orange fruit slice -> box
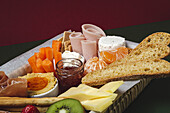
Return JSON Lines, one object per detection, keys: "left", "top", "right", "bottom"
{"left": 100, "top": 47, "right": 128, "bottom": 64}
{"left": 84, "top": 57, "right": 108, "bottom": 75}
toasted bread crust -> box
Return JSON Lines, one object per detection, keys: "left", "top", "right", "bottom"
{"left": 82, "top": 59, "right": 170, "bottom": 86}
{"left": 108, "top": 43, "right": 169, "bottom": 67}
{"left": 83, "top": 73, "right": 170, "bottom": 86}
{"left": 83, "top": 69, "right": 170, "bottom": 86}
{"left": 135, "top": 32, "right": 170, "bottom": 49}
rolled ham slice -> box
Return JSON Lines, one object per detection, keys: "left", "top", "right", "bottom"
{"left": 0, "top": 71, "right": 27, "bottom": 97}
{"left": 0, "top": 71, "right": 8, "bottom": 87}
{"left": 0, "top": 71, "right": 8, "bottom": 83}
{"left": 81, "top": 40, "right": 97, "bottom": 61}
{"left": 82, "top": 24, "right": 106, "bottom": 43}
{"left": 69, "top": 32, "right": 86, "bottom": 55}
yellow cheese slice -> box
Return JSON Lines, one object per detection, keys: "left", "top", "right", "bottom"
{"left": 81, "top": 93, "right": 117, "bottom": 112}
{"left": 99, "top": 81, "right": 123, "bottom": 93}
{"left": 58, "top": 85, "right": 112, "bottom": 101}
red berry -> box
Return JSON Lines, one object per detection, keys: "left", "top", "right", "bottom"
{"left": 22, "top": 105, "right": 40, "bottom": 113}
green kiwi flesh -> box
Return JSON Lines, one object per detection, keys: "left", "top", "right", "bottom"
{"left": 46, "top": 98, "right": 84, "bottom": 113}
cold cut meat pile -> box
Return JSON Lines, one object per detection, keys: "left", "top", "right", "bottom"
{"left": 70, "top": 24, "right": 106, "bottom": 61}
{"left": 0, "top": 71, "right": 27, "bottom": 97}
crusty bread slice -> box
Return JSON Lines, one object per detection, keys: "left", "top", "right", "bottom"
{"left": 109, "top": 43, "right": 170, "bottom": 67}
{"left": 82, "top": 59, "right": 170, "bottom": 86}
{"left": 135, "top": 32, "right": 170, "bottom": 49}
{"left": 108, "top": 32, "right": 170, "bottom": 67}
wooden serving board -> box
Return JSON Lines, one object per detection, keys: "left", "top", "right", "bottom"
{"left": 0, "top": 31, "right": 151, "bottom": 113}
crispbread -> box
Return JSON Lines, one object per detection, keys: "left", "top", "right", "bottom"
{"left": 135, "top": 32, "right": 170, "bottom": 49}
{"left": 82, "top": 59, "right": 170, "bottom": 86}
{"left": 108, "top": 32, "right": 170, "bottom": 66}
{"left": 127, "top": 48, "right": 133, "bottom": 53}
{"left": 61, "top": 31, "right": 72, "bottom": 52}
{"left": 62, "top": 31, "right": 72, "bottom": 42}
{"left": 109, "top": 43, "right": 170, "bottom": 67}
{"left": 68, "top": 45, "right": 72, "bottom": 51}
{"left": 64, "top": 40, "right": 72, "bottom": 51}
{"left": 57, "top": 36, "right": 63, "bottom": 42}
{"left": 56, "top": 31, "right": 73, "bottom": 52}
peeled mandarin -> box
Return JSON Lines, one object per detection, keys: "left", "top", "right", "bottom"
{"left": 84, "top": 57, "right": 107, "bottom": 74}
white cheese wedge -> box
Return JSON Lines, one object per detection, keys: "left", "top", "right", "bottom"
{"left": 98, "top": 36, "right": 126, "bottom": 52}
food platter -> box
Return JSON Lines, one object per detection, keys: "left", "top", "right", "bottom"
{"left": 0, "top": 31, "right": 152, "bottom": 113}
{"left": 1, "top": 24, "right": 170, "bottom": 113}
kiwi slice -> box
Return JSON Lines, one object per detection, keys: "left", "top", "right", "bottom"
{"left": 46, "top": 98, "right": 85, "bottom": 113}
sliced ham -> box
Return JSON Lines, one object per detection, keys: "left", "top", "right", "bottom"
{"left": 0, "top": 71, "right": 8, "bottom": 84}
{"left": 0, "top": 71, "right": 27, "bottom": 97}
{"left": 81, "top": 24, "right": 106, "bottom": 42}
{"left": 0, "top": 72, "right": 8, "bottom": 90}
{"left": 81, "top": 40, "right": 97, "bottom": 61}
{"left": 69, "top": 32, "right": 86, "bottom": 55}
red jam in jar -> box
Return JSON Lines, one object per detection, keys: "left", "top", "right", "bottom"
{"left": 56, "top": 58, "right": 84, "bottom": 94}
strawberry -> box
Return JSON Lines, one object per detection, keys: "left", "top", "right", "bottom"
{"left": 21, "top": 105, "right": 40, "bottom": 113}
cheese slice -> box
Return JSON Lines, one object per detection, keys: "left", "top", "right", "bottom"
{"left": 99, "top": 81, "right": 123, "bottom": 93}
{"left": 58, "top": 81, "right": 124, "bottom": 112}
{"left": 98, "top": 36, "right": 125, "bottom": 52}
{"left": 58, "top": 86, "right": 112, "bottom": 101}
{"left": 81, "top": 93, "right": 117, "bottom": 112}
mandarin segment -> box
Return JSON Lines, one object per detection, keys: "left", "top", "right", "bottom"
{"left": 117, "top": 47, "right": 128, "bottom": 59}
{"left": 100, "top": 51, "right": 116, "bottom": 64}
{"left": 100, "top": 47, "right": 128, "bottom": 64}
{"left": 98, "top": 58, "right": 108, "bottom": 69}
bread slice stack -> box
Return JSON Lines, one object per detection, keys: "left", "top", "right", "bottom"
{"left": 82, "top": 32, "right": 170, "bottom": 86}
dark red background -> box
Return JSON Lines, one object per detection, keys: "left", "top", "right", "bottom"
{"left": 0, "top": 0, "right": 170, "bottom": 46}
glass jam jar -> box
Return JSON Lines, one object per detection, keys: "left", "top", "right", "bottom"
{"left": 56, "top": 58, "right": 84, "bottom": 94}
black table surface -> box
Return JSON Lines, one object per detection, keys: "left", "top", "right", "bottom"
{"left": 0, "top": 20, "right": 170, "bottom": 113}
